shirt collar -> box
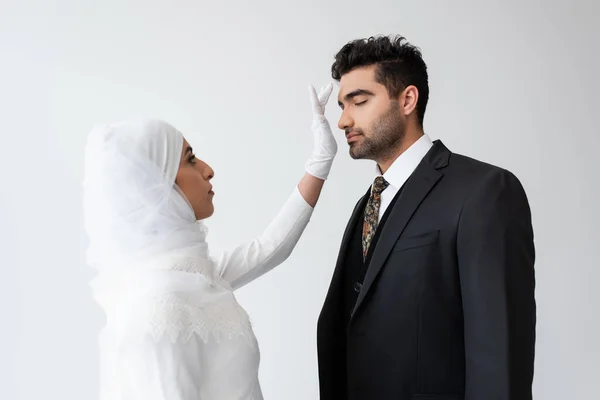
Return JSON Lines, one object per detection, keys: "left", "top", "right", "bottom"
{"left": 374, "top": 134, "right": 434, "bottom": 189}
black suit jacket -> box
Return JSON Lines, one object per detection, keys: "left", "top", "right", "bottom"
{"left": 317, "top": 140, "right": 536, "bottom": 400}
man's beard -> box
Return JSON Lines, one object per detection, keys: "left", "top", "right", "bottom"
{"left": 348, "top": 102, "right": 405, "bottom": 161}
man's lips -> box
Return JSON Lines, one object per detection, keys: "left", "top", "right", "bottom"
{"left": 346, "top": 132, "right": 361, "bottom": 142}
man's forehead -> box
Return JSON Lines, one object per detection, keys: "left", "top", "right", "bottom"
{"left": 338, "top": 66, "right": 378, "bottom": 98}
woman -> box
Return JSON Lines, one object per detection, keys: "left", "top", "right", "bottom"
{"left": 83, "top": 84, "right": 336, "bottom": 399}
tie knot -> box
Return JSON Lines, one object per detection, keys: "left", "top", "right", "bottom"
{"left": 372, "top": 176, "right": 389, "bottom": 195}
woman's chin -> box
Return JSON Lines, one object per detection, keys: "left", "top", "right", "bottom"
{"left": 195, "top": 204, "right": 215, "bottom": 220}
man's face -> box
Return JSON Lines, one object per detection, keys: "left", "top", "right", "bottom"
{"left": 337, "top": 65, "right": 405, "bottom": 161}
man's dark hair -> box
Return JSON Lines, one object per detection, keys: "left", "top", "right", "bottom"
{"left": 331, "top": 35, "right": 429, "bottom": 126}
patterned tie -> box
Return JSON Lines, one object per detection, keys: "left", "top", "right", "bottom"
{"left": 362, "top": 176, "right": 389, "bottom": 261}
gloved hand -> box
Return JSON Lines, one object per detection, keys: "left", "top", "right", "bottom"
{"left": 304, "top": 83, "right": 337, "bottom": 180}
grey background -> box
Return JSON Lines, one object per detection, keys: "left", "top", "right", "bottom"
{"left": 1, "top": 0, "right": 598, "bottom": 398}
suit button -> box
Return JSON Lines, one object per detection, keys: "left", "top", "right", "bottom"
{"left": 353, "top": 282, "right": 362, "bottom": 293}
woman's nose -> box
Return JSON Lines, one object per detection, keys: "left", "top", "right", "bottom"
{"left": 204, "top": 164, "right": 214, "bottom": 180}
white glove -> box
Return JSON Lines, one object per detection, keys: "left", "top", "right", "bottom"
{"left": 304, "top": 83, "right": 337, "bottom": 180}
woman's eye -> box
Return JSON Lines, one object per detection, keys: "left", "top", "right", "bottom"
{"left": 189, "top": 155, "right": 197, "bottom": 164}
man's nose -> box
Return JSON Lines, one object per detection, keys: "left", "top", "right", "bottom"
{"left": 338, "top": 110, "right": 353, "bottom": 131}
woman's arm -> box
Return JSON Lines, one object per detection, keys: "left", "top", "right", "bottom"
{"left": 297, "top": 172, "right": 325, "bottom": 207}
{"left": 215, "top": 184, "right": 313, "bottom": 289}
{"left": 214, "top": 84, "right": 336, "bottom": 289}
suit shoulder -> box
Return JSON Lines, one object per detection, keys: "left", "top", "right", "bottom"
{"left": 448, "top": 152, "right": 521, "bottom": 183}
{"left": 448, "top": 152, "right": 501, "bottom": 173}
{"left": 447, "top": 153, "right": 529, "bottom": 210}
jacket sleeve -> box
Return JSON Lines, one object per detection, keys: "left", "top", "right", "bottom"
{"left": 457, "top": 168, "right": 536, "bottom": 400}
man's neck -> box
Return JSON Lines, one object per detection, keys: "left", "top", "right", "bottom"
{"left": 377, "top": 129, "right": 425, "bottom": 175}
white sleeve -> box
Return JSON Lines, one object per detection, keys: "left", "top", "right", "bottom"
{"left": 215, "top": 186, "right": 314, "bottom": 290}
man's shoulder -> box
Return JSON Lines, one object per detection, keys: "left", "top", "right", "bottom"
{"left": 446, "top": 151, "right": 527, "bottom": 200}
{"left": 449, "top": 151, "right": 503, "bottom": 173}
{"left": 440, "top": 149, "right": 528, "bottom": 201}
{"left": 447, "top": 151, "right": 519, "bottom": 181}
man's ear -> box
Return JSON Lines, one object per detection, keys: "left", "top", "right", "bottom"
{"left": 400, "top": 85, "right": 419, "bottom": 117}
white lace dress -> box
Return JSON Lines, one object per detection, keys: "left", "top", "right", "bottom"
{"left": 93, "top": 188, "right": 313, "bottom": 400}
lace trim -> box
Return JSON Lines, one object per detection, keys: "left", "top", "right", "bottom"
{"left": 145, "top": 252, "right": 216, "bottom": 276}
{"left": 148, "top": 294, "right": 254, "bottom": 344}
{"left": 112, "top": 291, "right": 255, "bottom": 346}
{"left": 99, "top": 251, "right": 256, "bottom": 345}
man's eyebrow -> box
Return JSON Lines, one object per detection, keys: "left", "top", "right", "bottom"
{"left": 337, "top": 89, "right": 375, "bottom": 106}
{"left": 185, "top": 146, "right": 193, "bottom": 155}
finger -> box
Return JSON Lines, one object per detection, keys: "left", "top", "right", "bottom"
{"left": 318, "top": 82, "right": 334, "bottom": 105}
{"left": 308, "top": 84, "right": 322, "bottom": 114}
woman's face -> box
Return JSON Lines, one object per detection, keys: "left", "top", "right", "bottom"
{"left": 175, "top": 138, "right": 215, "bottom": 220}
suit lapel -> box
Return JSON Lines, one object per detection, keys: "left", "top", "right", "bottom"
{"left": 351, "top": 141, "right": 449, "bottom": 319}
{"left": 321, "top": 190, "right": 369, "bottom": 315}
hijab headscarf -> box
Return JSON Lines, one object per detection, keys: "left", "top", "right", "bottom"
{"left": 83, "top": 118, "right": 230, "bottom": 341}
{"left": 83, "top": 118, "right": 209, "bottom": 272}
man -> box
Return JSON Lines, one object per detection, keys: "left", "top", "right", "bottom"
{"left": 316, "top": 35, "right": 536, "bottom": 400}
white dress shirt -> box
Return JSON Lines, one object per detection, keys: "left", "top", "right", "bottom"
{"left": 375, "top": 134, "right": 434, "bottom": 223}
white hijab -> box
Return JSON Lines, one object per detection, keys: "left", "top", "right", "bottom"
{"left": 83, "top": 118, "right": 234, "bottom": 342}
{"left": 83, "top": 118, "right": 209, "bottom": 271}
